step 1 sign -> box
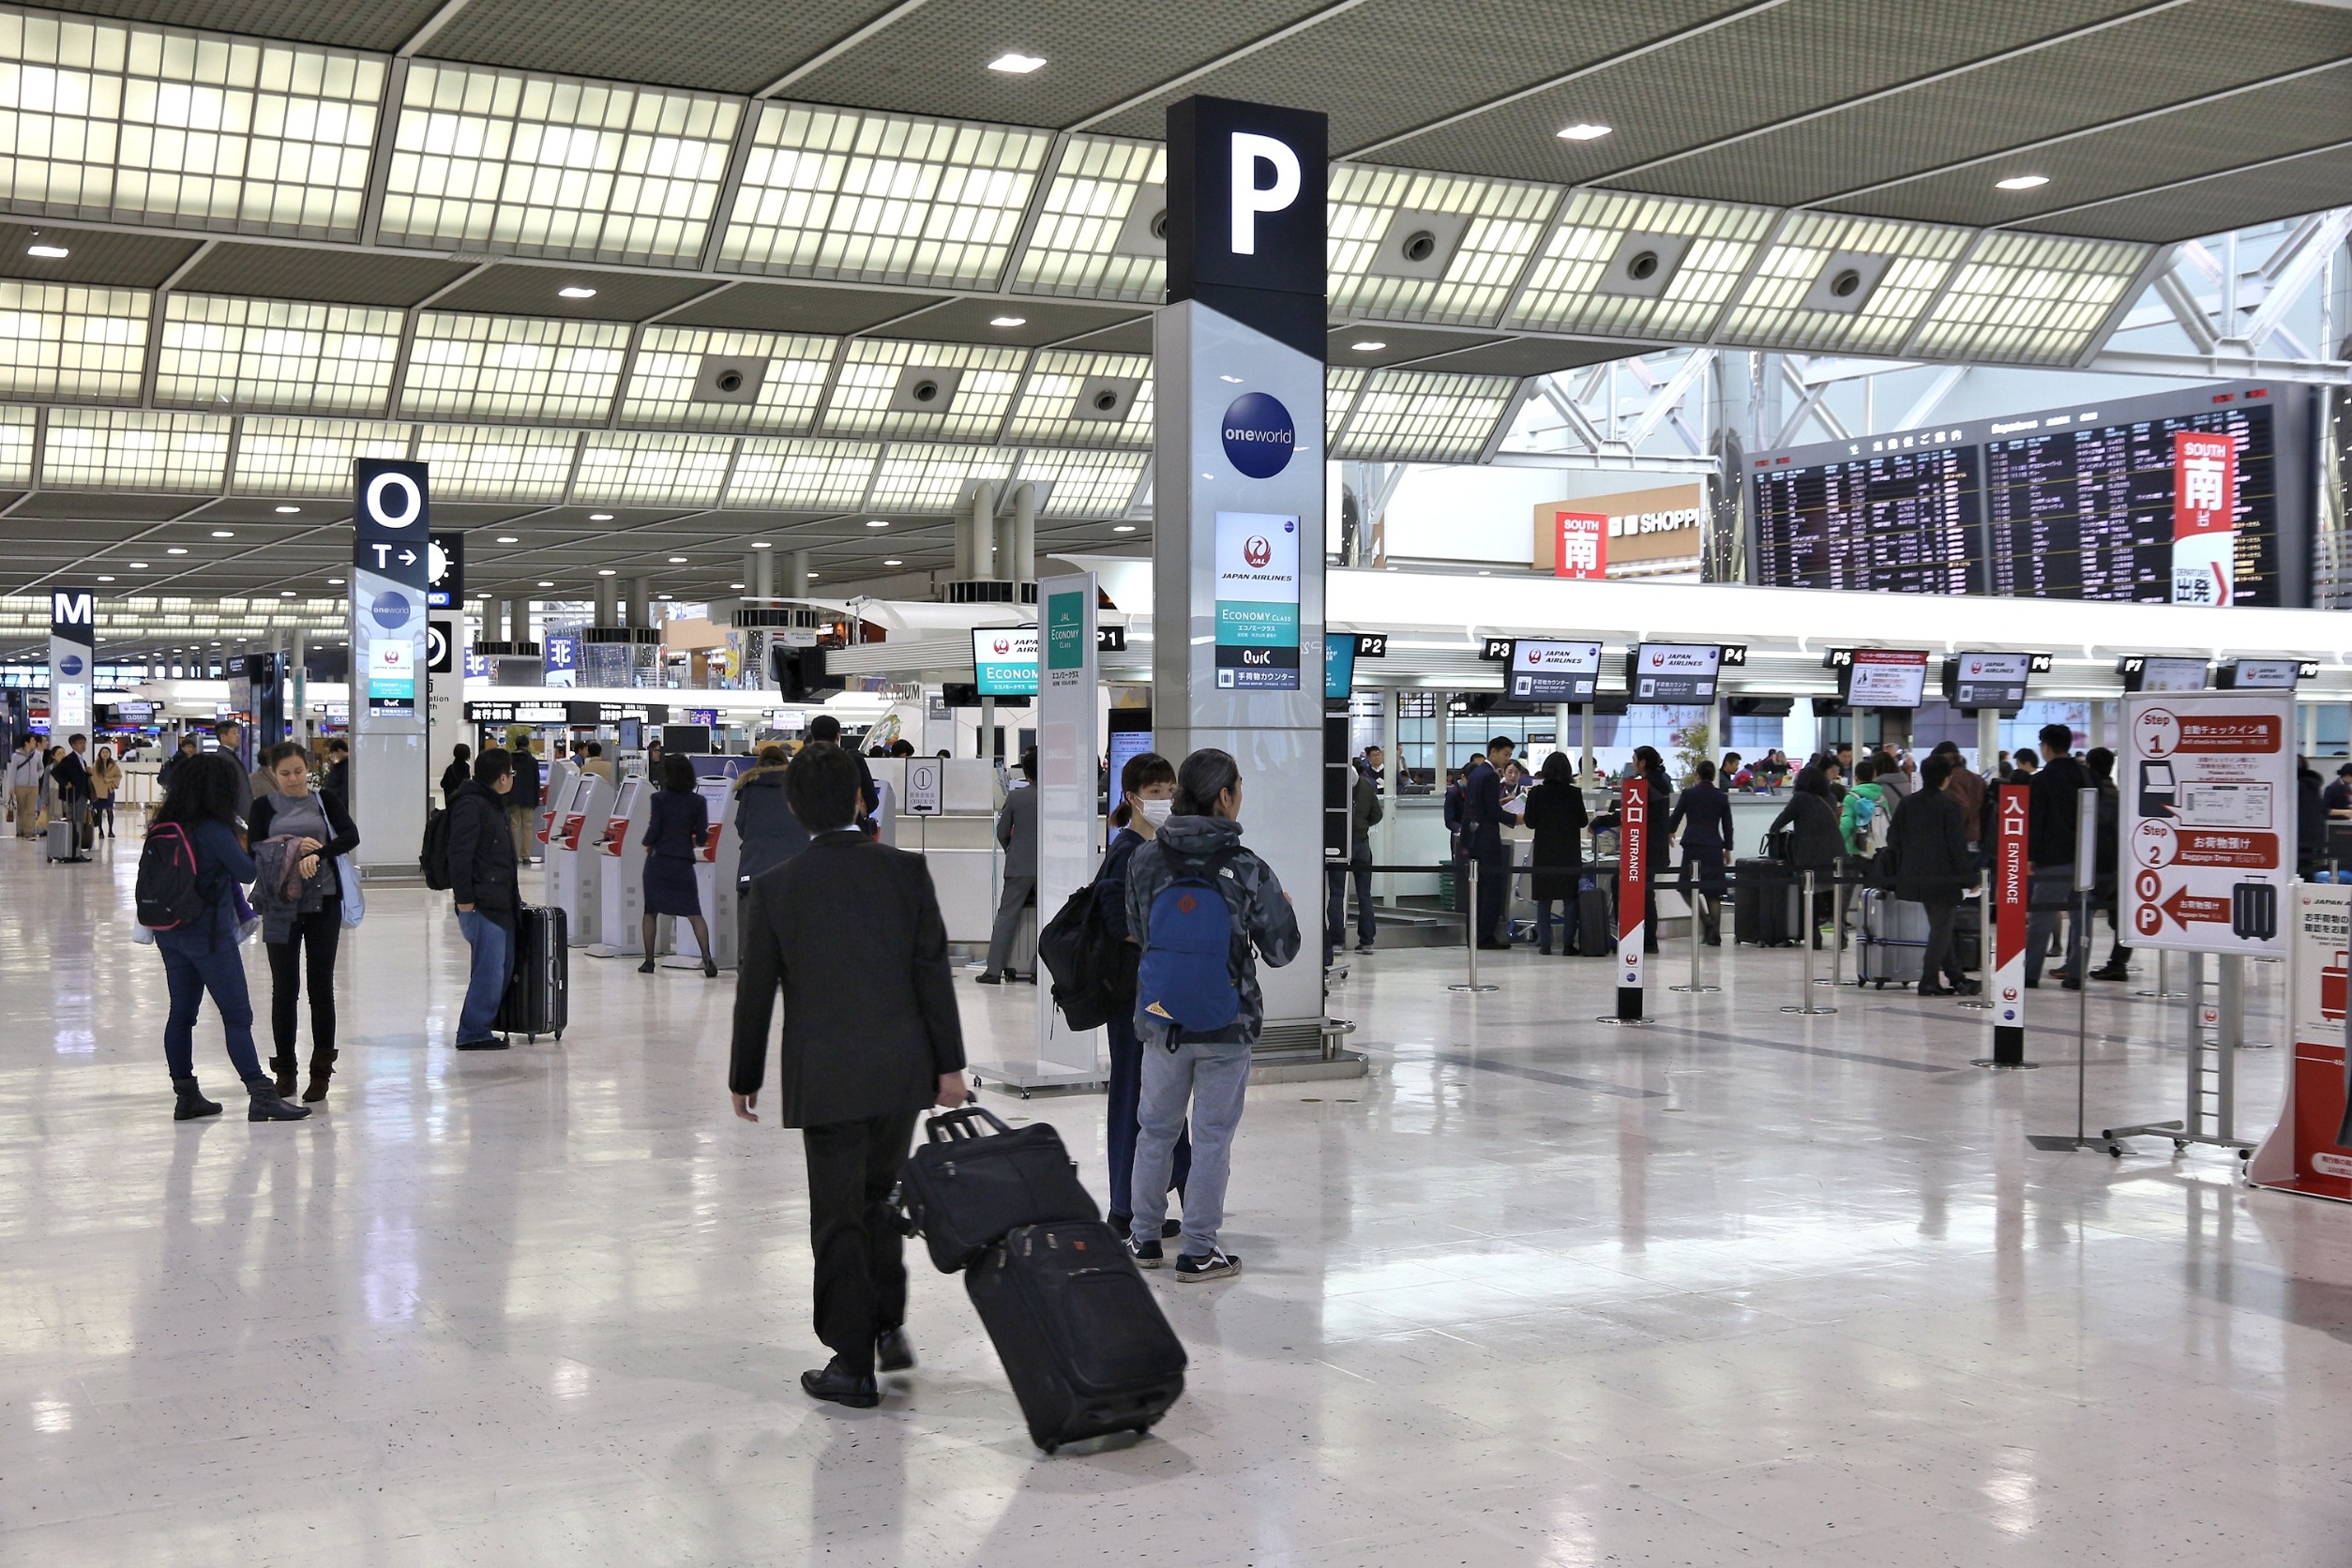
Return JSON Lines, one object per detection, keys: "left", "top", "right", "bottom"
{"left": 2120, "top": 689, "right": 2292, "bottom": 956}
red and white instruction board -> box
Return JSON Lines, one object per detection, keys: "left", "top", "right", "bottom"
{"left": 2249, "top": 883, "right": 2352, "bottom": 1199}
{"left": 2119, "top": 689, "right": 2292, "bottom": 957}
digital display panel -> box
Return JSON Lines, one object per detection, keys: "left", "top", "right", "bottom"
{"left": 971, "top": 626, "right": 1040, "bottom": 697}
{"left": 1841, "top": 648, "right": 1929, "bottom": 708}
{"left": 1324, "top": 635, "right": 1357, "bottom": 701}
{"left": 1625, "top": 643, "right": 1720, "bottom": 704}
{"left": 2221, "top": 658, "right": 2300, "bottom": 689}
{"left": 1948, "top": 651, "right": 2030, "bottom": 710}
{"left": 1750, "top": 440, "right": 1982, "bottom": 595}
{"left": 2121, "top": 656, "right": 2209, "bottom": 693}
{"left": 1984, "top": 401, "right": 2277, "bottom": 604}
{"left": 1507, "top": 639, "right": 1604, "bottom": 702}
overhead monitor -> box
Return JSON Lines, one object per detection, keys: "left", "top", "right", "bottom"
{"left": 1625, "top": 642, "right": 1721, "bottom": 704}
{"left": 1324, "top": 634, "right": 1357, "bottom": 701}
{"left": 2217, "top": 658, "right": 2301, "bottom": 689}
{"left": 2118, "top": 656, "right": 2209, "bottom": 693}
{"left": 1840, "top": 648, "right": 1930, "bottom": 709}
{"left": 1507, "top": 639, "right": 1604, "bottom": 702}
{"left": 971, "top": 626, "right": 1040, "bottom": 697}
{"left": 1946, "top": 650, "right": 2031, "bottom": 712}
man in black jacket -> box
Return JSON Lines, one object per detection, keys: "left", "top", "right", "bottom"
{"left": 445, "top": 748, "right": 520, "bottom": 1050}
{"left": 730, "top": 744, "right": 967, "bottom": 1410}
{"left": 1666, "top": 758, "right": 1733, "bottom": 944}
{"left": 2025, "top": 721, "right": 2092, "bottom": 988}
{"left": 1463, "top": 736, "right": 1514, "bottom": 949}
{"left": 1891, "top": 755, "right": 1981, "bottom": 996}
{"left": 508, "top": 738, "right": 543, "bottom": 861}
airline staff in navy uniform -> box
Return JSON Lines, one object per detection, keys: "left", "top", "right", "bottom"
{"left": 1463, "top": 736, "right": 1515, "bottom": 950}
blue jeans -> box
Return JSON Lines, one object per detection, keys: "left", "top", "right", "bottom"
{"left": 158, "top": 934, "right": 265, "bottom": 1084}
{"left": 457, "top": 910, "right": 512, "bottom": 1042}
{"left": 1105, "top": 1011, "right": 1189, "bottom": 1224}
{"left": 1129, "top": 1037, "right": 1251, "bottom": 1259}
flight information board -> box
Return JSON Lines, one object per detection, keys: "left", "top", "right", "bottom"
{"left": 1984, "top": 400, "right": 2278, "bottom": 604}
{"left": 1751, "top": 441, "right": 1983, "bottom": 595}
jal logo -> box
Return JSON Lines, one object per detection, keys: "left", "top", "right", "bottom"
{"left": 369, "top": 590, "right": 411, "bottom": 630}
{"left": 57, "top": 654, "right": 83, "bottom": 677}
{"left": 993, "top": 638, "right": 1010, "bottom": 656}
{"left": 1222, "top": 392, "right": 1295, "bottom": 478}
{"left": 1650, "top": 651, "right": 1665, "bottom": 668}
{"left": 377, "top": 648, "right": 402, "bottom": 669}
{"left": 1244, "top": 535, "right": 1273, "bottom": 569}
{"left": 2002, "top": 987, "right": 2018, "bottom": 1001}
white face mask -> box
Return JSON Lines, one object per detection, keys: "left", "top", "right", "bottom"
{"left": 1138, "top": 798, "right": 1174, "bottom": 827}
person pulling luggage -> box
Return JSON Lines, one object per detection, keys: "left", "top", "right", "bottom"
{"left": 1888, "top": 754, "right": 1981, "bottom": 997}
{"left": 1123, "top": 748, "right": 1301, "bottom": 1283}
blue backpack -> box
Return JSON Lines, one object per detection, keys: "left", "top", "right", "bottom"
{"left": 1136, "top": 848, "right": 1243, "bottom": 1035}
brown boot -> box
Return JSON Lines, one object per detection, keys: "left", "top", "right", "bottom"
{"left": 301, "top": 1048, "right": 337, "bottom": 1104}
{"left": 269, "top": 1055, "right": 298, "bottom": 1097}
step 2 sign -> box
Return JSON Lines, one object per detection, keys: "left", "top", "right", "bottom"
{"left": 2120, "top": 688, "right": 2292, "bottom": 956}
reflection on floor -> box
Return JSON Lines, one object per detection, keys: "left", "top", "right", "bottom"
{"left": 5, "top": 837, "right": 2350, "bottom": 1565}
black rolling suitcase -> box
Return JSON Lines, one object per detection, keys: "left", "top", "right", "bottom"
{"left": 965, "top": 1220, "right": 1187, "bottom": 1454}
{"left": 1733, "top": 858, "right": 1798, "bottom": 946}
{"left": 1576, "top": 878, "right": 1613, "bottom": 957}
{"left": 897, "top": 1105, "right": 1099, "bottom": 1274}
{"left": 496, "top": 903, "right": 567, "bottom": 1041}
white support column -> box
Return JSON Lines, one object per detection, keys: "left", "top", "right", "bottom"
{"left": 752, "top": 547, "right": 773, "bottom": 601}
{"left": 1978, "top": 707, "right": 2000, "bottom": 776}
{"left": 1011, "top": 480, "right": 1038, "bottom": 591}
{"left": 1378, "top": 688, "right": 1399, "bottom": 904}
{"left": 969, "top": 483, "right": 998, "bottom": 580}
{"left": 786, "top": 550, "right": 810, "bottom": 598}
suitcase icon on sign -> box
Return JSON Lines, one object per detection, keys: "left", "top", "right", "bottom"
{"left": 2325, "top": 950, "right": 2348, "bottom": 1024}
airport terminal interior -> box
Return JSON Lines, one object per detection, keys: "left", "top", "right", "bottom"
{"left": 7, "top": 0, "right": 2352, "bottom": 1561}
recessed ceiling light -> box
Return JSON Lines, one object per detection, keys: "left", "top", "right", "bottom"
{"left": 989, "top": 315, "right": 1027, "bottom": 327}
{"left": 129, "top": 561, "right": 147, "bottom": 568}
{"left": 96, "top": 575, "right": 113, "bottom": 581}
{"left": 597, "top": 568, "right": 616, "bottom": 576}
{"left": 882, "top": 559, "right": 903, "bottom": 566}
{"left": 25, "top": 242, "right": 68, "bottom": 258}
{"left": 1111, "top": 524, "right": 1138, "bottom": 534}
{"left": 210, "top": 529, "right": 234, "bottom": 538}
{"left": 807, "top": 571, "right": 820, "bottom": 579}
{"left": 558, "top": 285, "right": 597, "bottom": 299}
{"left": 1350, "top": 340, "right": 1386, "bottom": 352}
{"left": 536, "top": 580, "right": 554, "bottom": 588}
{"left": 666, "top": 555, "right": 687, "bottom": 564}
{"left": 496, "top": 535, "right": 519, "bottom": 543}
{"left": 728, "top": 582, "right": 745, "bottom": 589}
{"left": 328, "top": 577, "right": 345, "bottom": 584}
{"left": 1556, "top": 123, "right": 1612, "bottom": 142}
{"left": 274, "top": 505, "right": 299, "bottom": 514}
{"left": 1994, "top": 174, "right": 2050, "bottom": 191}
{"left": 988, "top": 52, "right": 1046, "bottom": 73}
{"left": 166, "top": 547, "right": 188, "bottom": 555}
{"left": 751, "top": 541, "right": 771, "bottom": 549}
{"left": 588, "top": 513, "right": 614, "bottom": 521}
{"left": 658, "top": 593, "right": 672, "bottom": 600}
{"left": 279, "top": 590, "right": 295, "bottom": 597}
{"left": 866, "top": 519, "right": 890, "bottom": 528}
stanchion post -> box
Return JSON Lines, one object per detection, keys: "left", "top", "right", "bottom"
{"left": 1975, "top": 781, "right": 2038, "bottom": 1069}
{"left": 1599, "top": 774, "right": 1651, "bottom": 1025}
{"left": 1782, "top": 868, "right": 1835, "bottom": 1016}
{"left": 1671, "top": 867, "right": 1719, "bottom": 993}
{"left": 1447, "top": 857, "right": 1497, "bottom": 994}
{"left": 1822, "top": 871, "right": 1847, "bottom": 987}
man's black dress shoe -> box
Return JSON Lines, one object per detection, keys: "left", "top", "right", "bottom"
{"left": 876, "top": 1328, "right": 914, "bottom": 1373}
{"left": 801, "top": 1362, "right": 880, "bottom": 1408}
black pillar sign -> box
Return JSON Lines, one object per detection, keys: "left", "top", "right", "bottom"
{"left": 1166, "top": 96, "right": 1328, "bottom": 361}
{"left": 427, "top": 531, "right": 464, "bottom": 609}
{"left": 354, "top": 459, "right": 430, "bottom": 721}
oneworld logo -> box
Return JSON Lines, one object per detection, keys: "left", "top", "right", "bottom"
{"left": 1222, "top": 392, "right": 1294, "bottom": 478}
{"left": 58, "top": 654, "right": 83, "bottom": 676}
{"left": 370, "top": 590, "right": 412, "bottom": 631}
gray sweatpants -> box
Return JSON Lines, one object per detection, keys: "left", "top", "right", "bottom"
{"left": 1129, "top": 1036, "right": 1251, "bottom": 1259}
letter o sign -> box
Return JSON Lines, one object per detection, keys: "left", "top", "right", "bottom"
{"left": 366, "top": 471, "right": 423, "bottom": 529}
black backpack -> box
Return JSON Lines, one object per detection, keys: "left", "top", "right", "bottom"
{"left": 420, "top": 807, "right": 454, "bottom": 891}
{"left": 1038, "top": 879, "right": 1137, "bottom": 1032}
{"left": 135, "top": 822, "right": 210, "bottom": 931}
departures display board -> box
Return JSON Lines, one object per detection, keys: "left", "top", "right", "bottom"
{"left": 1748, "top": 383, "right": 2310, "bottom": 607}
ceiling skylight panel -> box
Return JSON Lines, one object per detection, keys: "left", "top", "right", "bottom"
{"left": 0, "top": 11, "right": 381, "bottom": 237}
{"left": 0, "top": 280, "right": 145, "bottom": 398}
{"left": 1326, "top": 165, "right": 1557, "bottom": 326}
{"left": 1009, "top": 135, "right": 1166, "bottom": 301}
{"left": 575, "top": 430, "right": 733, "bottom": 505}
{"left": 1720, "top": 213, "right": 1970, "bottom": 355}
{"left": 1907, "top": 231, "right": 2150, "bottom": 367}
{"left": 42, "top": 407, "right": 230, "bottom": 489}
{"left": 819, "top": 339, "right": 1024, "bottom": 441}
{"left": 1000, "top": 349, "right": 1151, "bottom": 448}
{"left": 157, "top": 294, "right": 400, "bottom": 413}
{"left": 381, "top": 65, "right": 739, "bottom": 264}
{"left": 234, "top": 416, "right": 412, "bottom": 494}
{"left": 719, "top": 104, "right": 1051, "bottom": 287}
{"left": 415, "top": 423, "right": 579, "bottom": 501}
{"left": 867, "top": 443, "right": 1013, "bottom": 511}
{"left": 1326, "top": 366, "right": 1365, "bottom": 435}
{"left": 0, "top": 403, "right": 30, "bottom": 484}
{"left": 724, "top": 437, "right": 875, "bottom": 510}
{"left": 1016, "top": 447, "right": 1147, "bottom": 517}
{"left": 401, "top": 311, "right": 627, "bottom": 423}
{"left": 618, "top": 326, "right": 836, "bottom": 433}
{"left": 1332, "top": 369, "right": 1516, "bottom": 463}
{"left": 1508, "top": 190, "right": 1775, "bottom": 340}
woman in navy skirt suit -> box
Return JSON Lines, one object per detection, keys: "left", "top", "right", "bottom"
{"left": 639, "top": 755, "right": 716, "bottom": 977}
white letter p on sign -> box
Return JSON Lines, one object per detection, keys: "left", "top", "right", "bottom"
{"left": 1229, "top": 132, "right": 1300, "bottom": 256}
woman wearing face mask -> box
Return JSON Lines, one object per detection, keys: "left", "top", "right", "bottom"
{"left": 248, "top": 742, "right": 361, "bottom": 1104}
{"left": 1095, "top": 751, "right": 1190, "bottom": 1242}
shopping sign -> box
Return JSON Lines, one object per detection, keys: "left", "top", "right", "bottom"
{"left": 1617, "top": 775, "right": 1647, "bottom": 1018}
{"left": 1991, "top": 784, "right": 2028, "bottom": 1060}
{"left": 1552, "top": 509, "right": 1606, "bottom": 580}
{"left": 2170, "top": 430, "right": 2237, "bottom": 607}
{"left": 2120, "top": 690, "right": 2290, "bottom": 956}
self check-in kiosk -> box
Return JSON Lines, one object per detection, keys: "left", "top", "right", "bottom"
{"left": 545, "top": 770, "right": 611, "bottom": 947}
{"left": 583, "top": 776, "right": 654, "bottom": 959}
{"left": 533, "top": 757, "right": 577, "bottom": 899}
{"left": 663, "top": 774, "right": 741, "bottom": 971}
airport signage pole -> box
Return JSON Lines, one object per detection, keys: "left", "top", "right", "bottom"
{"left": 1031, "top": 569, "right": 1102, "bottom": 1085}
{"left": 350, "top": 459, "right": 431, "bottom": 871}
{"left": 1153, "top": 94, "right": 1328, "bottom": 1050}
{"left": 1605, "top": 775, "right": 1650, "bottom": 1023}
{"left": 1975, "top": 783, "right": 2038, "bottom": 1068}
{"left": 48, "top": 587, "right": 95, "bottom": 739}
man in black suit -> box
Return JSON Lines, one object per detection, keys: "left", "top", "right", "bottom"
{"left": 730, "top": 744, "right": 967, "bottom": 1409}
{"left": 1463, "top": 736, "right": 1514, "bottom": 949}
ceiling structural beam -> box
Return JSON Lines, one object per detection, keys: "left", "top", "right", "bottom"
{"left": 1341, "top": 0, "right": 1793, "bottom": 160}
{"left": 1069, "top": 0, "right": 1378, "bottom": 132}
{"left": 995, "top": 131, "right": 1070, "bottom": 294}
{"left": 357, "top": 57, "right": 411, "bottom": 249}
{"left": 695, "top": 101, "right": 761, "bottom": 274}
{"left": 1789, "top": 356, "right": 1925, "bottom": 387}
{"left": 15, "top": 497, "right": 231, "bottom": 597}
{"left": 2154, "top": 266, "right": 2220, "bottom": 355}
{"left": 2073, "top": 239, "right": 2179, "bottom": 368}
{"left": 1478, "top": 379, "right": 1541, "bottom": 465}
{"left": 397, "top": 0, "right": 477, "bottom": 56}
{"left": 1622, "top": 349, "right": 1712, "bottom": 449}
{"left": 2086, "top": 347, "right": 2351, "bottom": 385}
{"left": 757, "top": 0, "right": 939, "bottom": 99}
{"left": 137, "top": 238, "right": 216, "bottom": 411}
{"left": 1489, "top": 449, "right": 1718, "bottom": 474}
{"left": 2013, "top": 135, "right": 2352, "bottom": 229}
{"left": 384, "top": 260, "right": 496, "bottom": 420}
{"left": 1538, "top": 378, "right": 1611, "bottom": 453}
{"left": 1896, "top": 364, "right": 1968, "bottom": 432}
{"left": 2234, "top": 207, "right": 2352, "bottom": 351}
{"left": 1772, "top": 359, "right": 1844, "bottom": 446}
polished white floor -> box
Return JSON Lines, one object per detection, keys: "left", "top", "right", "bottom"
{"left": 6, "top": 834, "right": 2352, "bottom": 1565}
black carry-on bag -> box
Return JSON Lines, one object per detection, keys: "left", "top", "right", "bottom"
{"left": 495, "top": 903, "right": 568, "bottom": 1042}
{"left": 965, "top": 1220, "right": 1188, "bottom": 1454}
{"left": 897, "top": 1105, "right": 1099, "bottom": 1274}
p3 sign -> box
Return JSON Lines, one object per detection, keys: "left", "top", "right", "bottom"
{"left": 354, "top": 459, "right": 430, "bottom": 590}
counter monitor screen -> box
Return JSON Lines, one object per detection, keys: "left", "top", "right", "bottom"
{"left": 1325, "top": 635, "right": 1357, "bottom": 701}
{"left": 2122, "top": 656, "right": 2209, "bottom": 693}
{"left": 1949, "top": 650, "right": 2031, "bottom": 710}
{"left": 2221, "top": 658, "right": 2300, "bottom": 689}
{"left": 1841, "top": 648, "right": 1930, "bottom": 708}
{"left": 1626, "top": 642, "right": 1721, "bottom": 704}
{"left": 971, "top": 626, "right": 1040, "bottom": 697}
{"left": 1508, "top": 639, "right": 1604, "bottom": 702}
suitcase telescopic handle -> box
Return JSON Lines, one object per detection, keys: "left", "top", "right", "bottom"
{"left": 924, "top": 1100, "right": 1008, "bottom": 1142}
